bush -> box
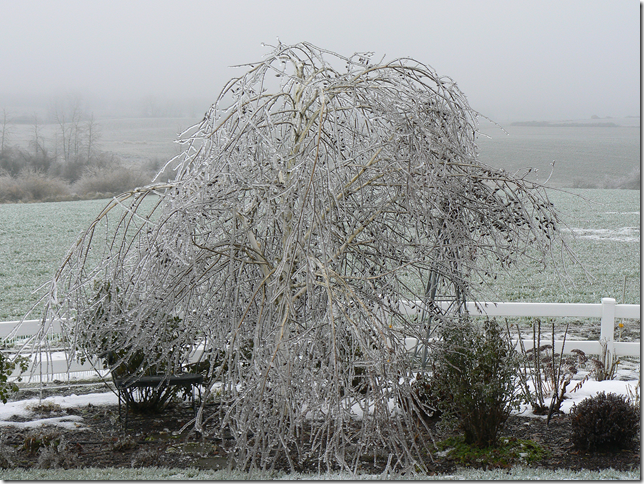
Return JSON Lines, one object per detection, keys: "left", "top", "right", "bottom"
{"left": 77, "top": 281, "right": 193, "bottom": 414}
{"left": 73, "top": 165, "right": 150, "bottom": 197}
{"left": 570, "top": 392, "right": 640, "bottom": 452}
{"left": 0, "top": 175, "right": 24, "bottom": 202}
{"left": 428, "top": 318, "right": 521, "bottom": 447}
{"left": 17, "top": 170, "right": 70, "bottom": 202}
{"left": 0, "top": 353, "right": 29, "bottom": 404}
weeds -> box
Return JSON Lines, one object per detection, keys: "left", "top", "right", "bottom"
{"left": 589, "top": 339, "right": 620, "bottom": 381}
{"left": 23, "top": 429, "right": 61, "bottom": 454}
{"left": 435, "top": 435, "right": 549, "bottom": 470}
{"left": 512, "top": 319, "right": 587, "bottom": 418}
{"left": 35, "top": 436, "right": 79, "bottom": 469}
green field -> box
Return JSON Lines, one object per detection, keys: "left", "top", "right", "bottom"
{"left": 0, "top": 189, "right": 640, "bottom": 321}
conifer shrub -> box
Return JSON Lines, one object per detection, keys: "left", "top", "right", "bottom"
{"left": 570, "top": 392, "right": 640, "bottom": 452}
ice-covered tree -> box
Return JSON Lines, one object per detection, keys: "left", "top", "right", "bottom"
{"left": 34, "top": 42, "right": 570, "bottom": 472}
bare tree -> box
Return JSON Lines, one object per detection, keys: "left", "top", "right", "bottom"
{"left": 33, "top": 42, "right": 571, "bottom": 473}
{"left": 29, "top": 113, "right": 46, "bottom": 158}
{"left": 84, "top": 113, "right": 101, "bottom": 162}
{"left": 0, "top": 108, "right": 13, "bottom": 153}
{"left": 50, "top": 94, "right": 85, "bottom": 164}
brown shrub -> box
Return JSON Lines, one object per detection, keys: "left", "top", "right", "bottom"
{"left": 0, "top": 175, "right": 24, "bottom": 202}
{"left": 73, "top": 166, "right": 151, "bottom": 197}
{"left": 17, "top": 170, "right": 70, "bottom": 202}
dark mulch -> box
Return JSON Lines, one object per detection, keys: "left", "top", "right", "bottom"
{"left": 1, "top": 385, "right": 640, "bottom": 475}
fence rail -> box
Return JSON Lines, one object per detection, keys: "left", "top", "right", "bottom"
{"left": 399, "top": 297, "right": 640, "bottom": 357}
{"left": 1, "top": 297, "right": 640, "bottom": 382}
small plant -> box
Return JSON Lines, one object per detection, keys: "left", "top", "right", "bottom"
{"left": 35, "top": 436, "right": 79, "bottom": 469}
{"left": 589, "top": 339, "right": 619, "bottom": 381}
{"left": 625, "top": 371, "right": 640, "bottom": 408}
{"left": 0, "top": 353, "right": 29, "bottom": 404}
{"left": 130, "top": 448, "right": 160, "bottom": 468}
{"left": 429, "top": 318, "right": 521, "bottom": 447}
{"left": 112, "top": 435, "right": 138, "bottom": 452}
{"left": 23, "top": 429, "right": 61, "bottom": 454}
{"left": 513, "top": 319, "right": 586, "bottom": 418}
{"left": 570, "top": 392, "right": 640, "bottom": 452}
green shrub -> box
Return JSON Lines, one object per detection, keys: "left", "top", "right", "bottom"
{"left": 428, "top": 318, "right": 521, "bottom": 447}
{"left": 0, "top": 353, "right": 28, "bottom": 404}
{"left": 570, "top": 392, "right": 640, "bottom": 452}
{"left": 77, "top": 281, "right": 190, "bottom": 414}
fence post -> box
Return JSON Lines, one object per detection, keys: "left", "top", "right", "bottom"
{"left": 600, "top": 297, "right": 616, "bottom": 353}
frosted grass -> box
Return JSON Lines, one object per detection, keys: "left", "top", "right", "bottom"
{"left": 0, "top": 189, "right": 639, "bottom": 320}
{"left": 0, "top": 197, "right": 159, "bottom": 320}
{"left": 476, "top": 188, "right": 640, "bottom": 305}
{"left": 0, "top": 465, "right": 638, "bottom": 480}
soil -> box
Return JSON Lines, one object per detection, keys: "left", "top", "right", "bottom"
{"left": 0, "top": 384, "right": 640, "bottom": 475}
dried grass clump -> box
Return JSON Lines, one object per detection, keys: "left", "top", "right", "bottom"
{"left": 31, "top": 42, "right": 570, "bottom": 473}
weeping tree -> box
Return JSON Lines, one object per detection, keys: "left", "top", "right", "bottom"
{"left": 29, "top": 42, "right": 570, "bottom": 472}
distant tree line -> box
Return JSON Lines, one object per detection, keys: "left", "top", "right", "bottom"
{"left": 0, "top": 100, "right": 160, "bottom": 203}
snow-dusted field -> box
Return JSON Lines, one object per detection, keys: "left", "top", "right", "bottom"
{"left": 0, "top": 189, "right": 639, "bottom": 321}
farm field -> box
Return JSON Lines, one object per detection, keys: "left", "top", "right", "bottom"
{"left": 0, "top": 189, "right": 639, "bottom": 322}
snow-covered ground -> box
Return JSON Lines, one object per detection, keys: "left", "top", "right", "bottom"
{"left": 2, "top": 375, "right": 637, "bottom": 429}
{"left": 0, "top": 372, "right": 639, "bottom": 480}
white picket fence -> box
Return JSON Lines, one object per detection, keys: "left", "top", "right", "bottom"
{"left": 0, "top": 297, "right": 639, "bottom": 383}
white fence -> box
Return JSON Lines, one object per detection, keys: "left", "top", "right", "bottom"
{"left": 1, "top": 297, "right": 640, "bottom": 382}
{"left": 400, "top": 297, "right": 639, "bottom": 357}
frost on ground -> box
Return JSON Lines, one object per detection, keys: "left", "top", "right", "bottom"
{"left": 0, "top": 464, "right": 639, "bottom": 481}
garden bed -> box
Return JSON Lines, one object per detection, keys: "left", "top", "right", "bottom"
{"left": 0, "top": 383, "right": 639, "bottom": 476}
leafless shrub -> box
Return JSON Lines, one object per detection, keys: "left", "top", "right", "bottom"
{"left": 32, "top": 42, "right": 572, "bottom": 473}
{"left": 16, "top": 169, "right": 70, "bottom": 202}
{"left": 513, "top": 319, "right": 586, "bottom": 418}
{"left": 0, "top": 174, "right": 23, "bottom": 202}
{"left": 73, "top": 164, "right": 151, "bottom": 197}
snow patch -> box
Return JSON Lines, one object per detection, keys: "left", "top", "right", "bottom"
{"left": 0, "top": 392, "right": 119, "bottom": 429}
{"left": 564, "top": 226, "right": 639, "bottom": 242}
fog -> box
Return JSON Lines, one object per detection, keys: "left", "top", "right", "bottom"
{"left": 0, "top": 0, "right": 639, "bottom": 122}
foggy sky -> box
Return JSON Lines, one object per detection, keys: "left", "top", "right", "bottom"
{"left": 1, "top": 0, "right": 639, "bottom": 121}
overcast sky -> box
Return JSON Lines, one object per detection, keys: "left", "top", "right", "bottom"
{"left": 1, "top": 0, "right": 639, "bottom": 121}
